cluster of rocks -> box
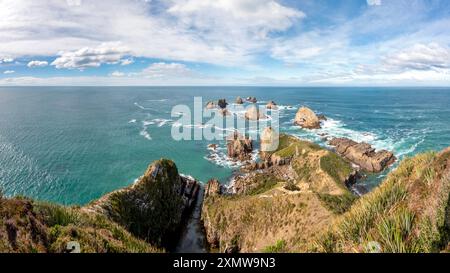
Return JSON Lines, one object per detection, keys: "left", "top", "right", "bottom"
{"left": 205, "top": 99, "right": 230, "bottom": 116}
{"left": 206, "top": 98, "right": 396, "bottom": 174}
{"left": 226, "top": 131, "right": 253, "bottom": 161}
{"left": 246, "top": 97, "right": 257, "bottom": 103}
{"left": 329, "top": 137, "right": 396, "bottom": 172}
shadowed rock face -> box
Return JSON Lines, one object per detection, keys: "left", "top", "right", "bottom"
{"left": 88, "top": 159, "right": 200, "bottom": 247}
{"left": 329, "top": 137, "right": 396, "bottom": 172}
{"left": 227, "top": 131, "right": 253, "bottom": 161}
{"left": 218, "top": 99, "right": 228, "bottom": 109}
{"left": 294, "top": 107, "right": 321, "bottom": 129}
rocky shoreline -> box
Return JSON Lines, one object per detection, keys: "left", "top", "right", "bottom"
{"left": 1, "top": 98, "right": 449, "bottom": 253}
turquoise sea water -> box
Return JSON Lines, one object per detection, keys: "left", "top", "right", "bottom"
{"left": 1, "top": 86, "right": 449, "bottom": 205}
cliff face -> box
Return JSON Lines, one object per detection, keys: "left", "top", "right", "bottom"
{"left": 0, "top": 196, "right": 159, "bottom": 253}
{"left": 202, "top": 134, "right": 358, "bottom": 253}
{"left": 317, "top": 148, "right": 450, "bottom": 253}
{"left": 0, "top": 158, "right": 199, "bottom": 253}
{"left": 86, "top": 159, "right": 200, "bottom": 248}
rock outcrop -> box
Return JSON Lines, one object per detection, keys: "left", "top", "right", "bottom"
{"left": 205, "top": 101, "right": 216, "bottom": 109}
{"left": 227, "top": 131, "right": 253, "bottom": 161}
{"left": 218, "top": 99, "right": 228, "bottom": 109}
{"left": 202, "top": 134, "right": 359, "bottom": 253}
{"left": 88, "top": 159, "right": 200, "bottom": 247}
{"left": 294, "top": 107, "right": 321, "bottom": 129}
{"left": 329, "top": 138, "right": 396, "bottom": 172}
{"left": 246, "top": 97, "right": 257, "bottom": 103}
{"left": 204, "top": 179, "right": 222, "bottom": 198}
{"left": 208, "top": 144, "right": 218, "bottom": 150}
{"left": 266, "top": 101, "right": 278, "bottom": 109}
{"left": 245, "top": 105, "right": 266, "bottom": 121}
{"left": 235, "top": 97, "right": 244, "bottom": 104}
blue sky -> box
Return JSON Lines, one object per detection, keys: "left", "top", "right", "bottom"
{"left": 1, "top": 0, "right": 450, "bottom": 86}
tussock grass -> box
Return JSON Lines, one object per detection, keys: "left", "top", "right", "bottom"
{"left": 263, "top": 240, "right": 287, "bottom": 253}
{"left": 317, "top": 193, "right": 357, "bottom": 215}
{"left": 316, "top": 151, "right": 450, "bottom": 253}
{"left": 320, "top": 152, "right": 353, "bottom": 186}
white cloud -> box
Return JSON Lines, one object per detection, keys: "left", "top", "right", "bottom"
{"left": 140, "top": 62, "right": 196, "bottom": 79}
{"left": 367, "top": 0, "right": 382, "bottom": 6}
{"left": 168, "top": 0, "right": 304, "bottom": 36}
{"left": 120, "top": 58, "right": 134, "bottom": 66}
{"left": 383, "top": 43, "right": 450, "bottom": 71}
{"left": 110, "top": 71, "right": 125, "bottom": 77}
{"left": 0, "top": 0, "right": 304, "bottom": 66}
{"left": 354, "top": 43, "right": 450, "bottom": 76}
{"left": 51, "top": 42, "right": 130, "bottom": 70}
{"left": 27, "top": 60, "right": 49, "bottom": 68}
{"left": 3, "top": 70, "right": 15, "bottom": 74}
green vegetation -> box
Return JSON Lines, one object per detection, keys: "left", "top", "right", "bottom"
{"left": 264, "top": 240, "right": 287, "bottom": 253}
{"left": 320, "top": 152, "right": 354, "bottom": 186}
{"left": 101, "top": 159, "right": 185, "bottom": 247}
{"left": 317, "top": 193, "right": 357, "bottom": 215}
{"left": 247, "top": 174, "right": 278, "bottom": 195}
{"left": 316, "top": 151, "right": 450, "bottom": 253}
{"left": 274, "top": 134, "right": 321, "bottom": 158}
{"left": 0, "top": 196, "right": 159, "bottom": 253}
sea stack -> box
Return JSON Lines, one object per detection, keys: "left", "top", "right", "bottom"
{"left": 227, "top": 131, "right": 253, "bottom": 161}
{"left": 205, "top": 101, "right": 216, "bottom": 109}
{"left": 245, "top": 105, "right": 266, "bottom": 120}
{"left": 294, "top": 107, "right": 321, "bottom": 129}
{"left": 266, "top": 101, "right": 278, "bottom": 110}
{"left": 218, "top": 99, "right": 228, "bottom": 109}
{"left": 246, "top": 97, "right": 257, "bottom": 103}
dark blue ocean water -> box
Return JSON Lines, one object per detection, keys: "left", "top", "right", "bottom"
{"left": 0, "top": 86, "right": 449, "bottom": 205}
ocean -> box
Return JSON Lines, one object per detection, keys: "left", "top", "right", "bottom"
{"left": 0, "top": 86, "right": 449, "bottom": 205}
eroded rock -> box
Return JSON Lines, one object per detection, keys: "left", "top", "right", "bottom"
{"left": 329, "top": 137, "right": 396, "bottom": 172}
{"left": 266, "top": 101, "right": 278, "bottom": 110}
{"left": 246, "top": 97, "right": 257, "bottom": 103}
{"left": 294, "top": 107, "right": 321, "bottom": 129}
{"left": 227, "top": 131, "right": 253, "bottom": 161}
{"left": 205, "top": 179, "right": 222, "bottom": 198}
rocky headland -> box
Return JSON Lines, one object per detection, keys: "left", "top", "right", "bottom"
{"left": 1, "top": 100, "right": 449, "bottom": 254}
{"left": 329, "top": 137, "right": 396, "bottom": 172}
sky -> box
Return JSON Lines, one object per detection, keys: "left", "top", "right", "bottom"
{"left": 0, "top": 0, "right": 450, "bottom": 86}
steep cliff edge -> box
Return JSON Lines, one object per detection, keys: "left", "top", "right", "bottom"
{"left": 86, "top": 159, "right": 200, "bottom": 248}
{"left": 0, "top": 196, "right": 159, "bottom": 253}
{"left": 202, "top": 134, "right": 358, "bottom": 252}
{"left": 316, "top": 148, "right": 450, "bottom": 253}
